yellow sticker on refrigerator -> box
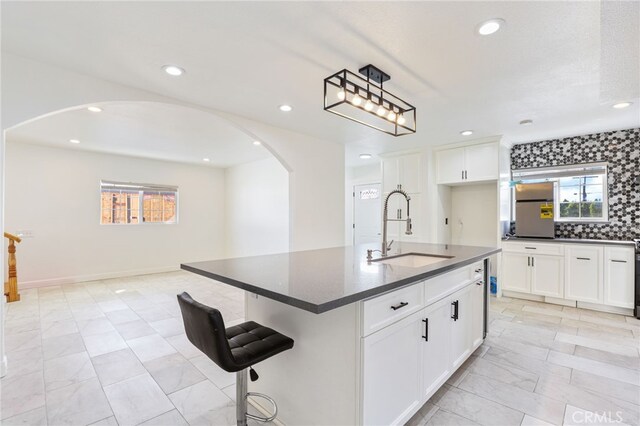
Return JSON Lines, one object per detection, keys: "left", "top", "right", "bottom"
{"left": 540, "top": 203, "right": 554, "bottom": 219}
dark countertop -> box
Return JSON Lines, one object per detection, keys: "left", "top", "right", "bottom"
{"left": 181, "top": 243, "right": 500, "bottom": 314}
{"left": 502, "top": 237, "right": 637, "bottom": 247}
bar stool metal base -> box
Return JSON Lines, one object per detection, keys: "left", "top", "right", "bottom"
{"left": 236, "top": 370, "right": 278, "bottom": 426}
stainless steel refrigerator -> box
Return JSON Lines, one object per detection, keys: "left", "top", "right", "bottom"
{"left": 515, "top": 182, "right": 555, "bottom": 238}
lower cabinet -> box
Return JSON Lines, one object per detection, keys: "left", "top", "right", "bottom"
{"left": 530, "top": 254, "right": 564, "bottom": 298}
{"left": 361, "top": 278, "right": 484, "bottom": 425}
{"left": 565, "top": 245, "right": 603, "bottom": 303}
{"left": 604, "top": 246, "right": 635, "bottom": 308}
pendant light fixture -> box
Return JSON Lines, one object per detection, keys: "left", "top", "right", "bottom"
{"left": 324, "top": 64, "right": 416, "bottom": 137}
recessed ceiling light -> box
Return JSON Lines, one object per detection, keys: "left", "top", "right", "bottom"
{"left": 519, "top": 119, "right": 533, "bottom": 126}
{"left": 162, "top": 65, "right": 185, "bottom": 76}
{"left": 69, "top": 139, "right": 80, "bottom": 144}
{"left": 253, "top": 141, "right": 262, "bottom": 146}
{"left": 612, "top": 102, "right": 632, "bottom": 109}
{"left": 359, "top": 153, "right": 373, "bottom": 160}
{"left": 87, "top": 106, "right": 102, "bottom": 113}
{"left": 203, "top": 158, "right": 210, "bottom": 162}
{"left": 279, "top": 104, "right": 293, "bottom": 112}
{"left": 477, "top": 18, "right": 505, "bottom": 36}
{"left": 460, "top": 130, "right": 473, "bottom": 136}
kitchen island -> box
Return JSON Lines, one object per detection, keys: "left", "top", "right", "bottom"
{"left": 182, "top": 242, "right": 500, "bottom": 425}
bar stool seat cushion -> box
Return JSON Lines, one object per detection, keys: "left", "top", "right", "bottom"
{"left": 226, "top": 321, "right": 294, "bottom": 369}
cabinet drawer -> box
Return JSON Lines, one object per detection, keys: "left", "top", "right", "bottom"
{"left": 424, "top": 265, "right": 474, "bottom": 306}
{"left": 502, "top": 241, "right": 564, "bottom": 256}
{"left": 362, "top": 283, "right": 424, "bottom": 337}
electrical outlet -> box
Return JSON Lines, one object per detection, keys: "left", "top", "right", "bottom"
{"left": 16, "top": 230, "right": 34, "bottom": 238}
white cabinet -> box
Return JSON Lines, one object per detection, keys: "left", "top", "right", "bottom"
{"left": 565, "top": 245, "right": 604, "bottom": 304}
{"left": 421, "top": 297, "right": 451, "bottom": 399}
{"left": 501, "top": 252, "right": 530, "bottom": 293}
{"left": 471, "top": 280, "right": 485, "bottom": 349}
{"left": 449, "top": 284, "right": 473, "bottom": 369}
{"left": 362, "top": 311, "right": 423, "bottom": 426}
{"left": 531, "top": 255, "right": 564, "bottom": 298}
{"left": 436, "top": 143, "right": 498, "bottom": 185}
{"left": 604, "top": 246, "right": 635, "bottom": 308}
{"left": 382, "top": 153, "right": 422, "bottom": 194}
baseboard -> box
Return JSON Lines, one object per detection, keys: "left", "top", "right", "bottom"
{"left": 20, "top": 266, "right": 181, "bottom": 289}
{"left": 502, "top": 290, "right": 544, "bottom": 302}
{"left": 577, "top": 301, "right": 634, "bottom": 316}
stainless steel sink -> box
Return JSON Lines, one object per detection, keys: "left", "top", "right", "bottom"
{"left": 372, "top": 253, "right": 454, "bottom": 268}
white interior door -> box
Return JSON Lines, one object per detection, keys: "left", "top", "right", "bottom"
{"left": 354, "top": 183, "right": 382, "bottom": 246}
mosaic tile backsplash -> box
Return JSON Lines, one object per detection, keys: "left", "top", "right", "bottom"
{"left": 511, "top": 128, "right": 639, "bottom": 241}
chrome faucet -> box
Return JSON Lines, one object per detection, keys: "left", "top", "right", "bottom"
{"left": 381, "top": 185, "right": 412, "bottom": 256}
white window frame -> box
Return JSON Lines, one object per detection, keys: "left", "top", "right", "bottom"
{"left": 511, "top": 162, "right": 609, "bottom": 223}
{"left": 100, "top": 180, "right": 179, "bottom": 225}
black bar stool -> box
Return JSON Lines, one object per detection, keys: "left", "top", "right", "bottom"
{"left": 177, "top": 292, "right": 294, "bottom": 426}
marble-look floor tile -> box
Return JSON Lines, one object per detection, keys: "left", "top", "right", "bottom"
{"left": 483, "top": 346, "right": 571, "bottom": 381}
{"left": 144, "top": 353, "right": 206, "bottom": 394}
{"left": 168, "top": 380, "right": 234, "bottom": 425}
{"left": 555, "top": 332, "right": 638, "bottom": 357}
{"left": 547, "top": 351, "right": 640, "bottom": 386}
{"left": 563, "top": 404, "right": 631, "bottom": 426}
{"left": 98, "top": 299, "right": 129, "bottom": 313}
{"left": 88, "top": 416, "right": 119, "bottom": 426}
{"left": 0, "top": 371, "right": 45, "bottom": 420}
{"left": 113, "top": 319, "right": 156, "bottom": 340}
{"left": 105, "top": 308, "right": 141, "bottom": 325}
{"left": 573, "top": 345, "right": 640, "bottom": 371}
{"left": 46, "top": 378, "right": 113, "bottom": 426}
{"left": 77, "top": 318, "right": 117, "bottom": 337}
{"left": 41, "top": 319, "right": 78, "bottom": 339}
{"left": 522, "top": 305, "right": 580, "bottom": 320}
{"left": 104, "top": 374, "right": 174, "bottom": 425}
{"left": 577, "top": 313, "right": 640, "bottom": 332}
{"left": 92, "top": 348, "right": 147, "bottom": 387}
{"left": 83, "top": 330, "right": 128, "bottom": 357}
{"left": 425, "top": 409, "right": 480, "bottom": 426}
{"left": 458, "top": 373, "right": 565, "bottom": 425}
{"left": 570, "top": 369, "right": 640, "bottom": 406}
{"left": 561, "top": 318, "right": 635, "bottom": 338}
{"left": 0, "top": 406, "right": 48, "bottom": 426}
{"left": 4, "top": 347, "right": 44, "bottom": 379}
{"left": 434, "top": 385, "right": 524, "bottom": 425}
{"left": 5, "top": 317, "right": 41, "bottom": 335}
{"left": 534, "top": 375, "right": 639, "bottom": 426}
{"left": 5, "top": 330, "right": 41, "bottom": 353}
{"left": 484, "top": 335, "right": 549, "bottom": 360}
{"left": 138, "top": 409, "right": 189, "bottom": 426}
{"left": 43, "top": 351, "right": 96, "bottom": 390}
{"left": 42, "top": 332, "right": 86, "bottom": 361}
{"left": 166, "top": 333, "right": 202, "bottom": 359}
{"left": 148, "top": 318, "right": 184, "bottom": 338}
{"left": 464, "top": 356, "right": 538, "bottom": 392}
{"left": 190, "top": 355, "right": 235, "bottom": 388}
{"left": 134, "top": 306, "right": 173, "bottom": 323}
{"left": 520, "top": 414, "right": 554, "bottom": 426}
{"left": 127, "top": 334, "right": 177, "bottom": 363}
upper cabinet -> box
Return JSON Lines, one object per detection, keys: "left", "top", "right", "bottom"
{"left": 382, "top": 153, "right": 422, "bottom": 194}
{"left": 436, "top": 142, "right": 498, "bottom": 185}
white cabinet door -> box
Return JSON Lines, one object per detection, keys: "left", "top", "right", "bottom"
{"left": 471, "top": 280, "right": 485, "bottom": 349}
{"left": 531, "top": 255, "right": 564, "bottom": 298}
{"left": 421, "top": 298, "right": 452, "bottom": 400}
{"left": 436, "top": 148, "right": 465, "bottom": 184}
{"left": 449, "top": 285, "right": 473, "bottom": 370}
{"left": 501, "top": 252, "right": 531, "bottom": 293}
{"left": 464, "top": 143, "right": 498, "bottom": 182}
{"left": 362, "top": 311, "right": 423, "bottom": 426}
{"left": 382, "top": 157, "right": 400, "bottom": 194}
{"left": 565, "top": 245, "right": 604, "bottom": 303}
{"left": 400, "top": 154, "right": 422, "bottom": 194}
{"left": 604, "top": 246, "right": 635, "bottom": 308}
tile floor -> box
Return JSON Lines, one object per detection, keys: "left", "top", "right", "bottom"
{"left": 1, "top": 272, "right": 639, "bottom": 425}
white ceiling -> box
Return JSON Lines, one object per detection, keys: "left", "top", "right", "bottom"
{"left": 8, "top": 102, "right": 271, "bottom": 168}
{"left": 2, "top": 1, "right": 639, "bottom": 166}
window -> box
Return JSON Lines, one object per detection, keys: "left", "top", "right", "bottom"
{"left": 512, "top": 163, "right": 608, "bottom": 222}
{"left": 100, "top": 181, "right": 178, "bottom": 224}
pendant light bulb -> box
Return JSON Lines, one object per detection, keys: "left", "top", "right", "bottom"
{"left": 337, "top": 90, "right": 346, "bottom": 101}
{"left": 364, "top": 100, "right": 374, "bottom": 111}
{"left": 397, "top": 114, "right": 406, "bottom": 125}
{"left": 351, "top": 94, "right": 362, "bottom": 106}
{"left": 376, "top": 105, "right": 386, "bottom": 116}
{"left": 387, "top": 111, "right": 397, "bottom": 122}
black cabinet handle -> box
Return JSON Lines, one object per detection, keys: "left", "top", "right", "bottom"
{"left": 532, "top": 257, "right": 535, "bottom": 267}
{"left": 474, "top": 268, "right": 483, "bottom": 273}
{"left": 464, "top": 170, "right": 468, "bottom": 180}
{"left": 576, "top": 257, "right": 591, "bottom": 261}
{"left": 611, "top": 260, "right": 627, "bottom": 263}
{"left": 461, "top": 170, "right": 464, "bottom": 180}
{"left": 524, "top": 247, "right": 537, "bottom": 250}
{"left": 476, "top": 280, "right": 483, "bottom": 286}
{"left": 422, "top": 318, "right": 428, "bottom": 341}
{"left": 390, "top": 302, "right": 409, "bottom": 311}
{"left": 451, "top": 300, "right": 459, "bottom": 321}
{"left": 527, "top": 256, "right": 530, "bottom": 267}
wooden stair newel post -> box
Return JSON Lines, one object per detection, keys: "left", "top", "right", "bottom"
{"left": 4, "top": 232, "right": 22, "bottom": 302}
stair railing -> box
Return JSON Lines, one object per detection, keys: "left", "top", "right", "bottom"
{"left": 4, "top": 232, "right": 22, "bottom": 302}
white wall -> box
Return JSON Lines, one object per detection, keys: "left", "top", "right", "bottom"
{"left": 344, "top": 164, "right": 381, "bottom": 245}
{"left": 225, "top": 157, "right": 289, "bottom": 257}
{"left": 450, "top": 183, "right": 499, "bottom": 247}
{"left": 4, "top": 141, "right": 226, "bottom": 286}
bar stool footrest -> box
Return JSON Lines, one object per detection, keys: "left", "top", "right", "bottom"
{"left": 246, "top": 392, "right": 278, "bottom": 422}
